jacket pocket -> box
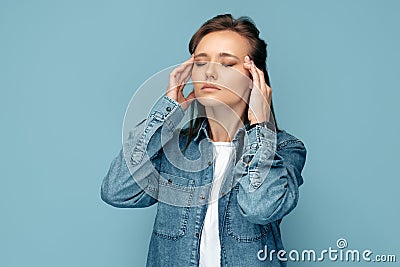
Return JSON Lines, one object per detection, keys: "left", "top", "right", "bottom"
{"left": 226, "top": 186, "right": 271, "bottom": 242}
{"left": 152, "top": 171, "right": 195, "bottom": 240}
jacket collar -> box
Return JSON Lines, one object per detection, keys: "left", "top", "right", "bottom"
{"left": 193, "top": 118, "right": 250, "bottom": 143}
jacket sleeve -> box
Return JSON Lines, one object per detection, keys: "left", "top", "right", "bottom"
{"left": 234, "top": 125, "right": 307, "bottom": 225}
{"left": 100, "top": 95, "right": 185, "bottom": 208}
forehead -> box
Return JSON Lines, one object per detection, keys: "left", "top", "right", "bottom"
{"left": 195, "top": 30, "right": 249, "bottom": 56}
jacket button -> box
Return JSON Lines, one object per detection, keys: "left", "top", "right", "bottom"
{"left": 195, "top": 232, "right": 199, "bottom": 238}
{"left": 208, "top": 161, "right": 212, "bottom": 166}
{"left": 166, "top": 106, "right": 172, "bottom": 112}
{"left": 200, "top": 195, "right": 206, "bottom": 200}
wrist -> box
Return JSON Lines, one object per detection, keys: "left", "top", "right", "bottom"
{"left": 247, "top": 121, "right": 276, "bottom": 131}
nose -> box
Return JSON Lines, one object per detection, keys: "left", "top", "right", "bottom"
{"left": 205, "top": 62, "right": 217, "bottom": 80}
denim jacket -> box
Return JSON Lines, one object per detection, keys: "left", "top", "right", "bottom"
{"left": 100, "top": 95, "right": 307, "bottom": 267}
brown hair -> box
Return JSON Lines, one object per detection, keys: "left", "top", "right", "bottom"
{"left": 182, "top": 13, "right": 281, "bottom": 150}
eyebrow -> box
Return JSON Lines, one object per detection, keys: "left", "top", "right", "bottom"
{"left": 194, "top": 52, "right": 240, "bottom": 60}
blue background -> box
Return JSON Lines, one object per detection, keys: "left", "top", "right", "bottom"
{"left": 1, "top": 0, "right": 399, "bottom": 266}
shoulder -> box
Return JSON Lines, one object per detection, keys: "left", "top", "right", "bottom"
{"left": 274, "top": 129, "right": 307, "bottom": 172}
{"left": 276, "top": 129, "right": 306, "bottom": 151}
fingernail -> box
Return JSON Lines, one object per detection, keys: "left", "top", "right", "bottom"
{"left": 245, "top": 55, "right": 250, "bottom": 61}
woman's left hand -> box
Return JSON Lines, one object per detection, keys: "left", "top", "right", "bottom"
{"left": 243, "top": 55, "right": 272, "bottom": 125}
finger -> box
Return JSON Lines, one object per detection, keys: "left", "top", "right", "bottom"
{"left": 265, "top": 84, "right": 272, "bottom": 105}
{"left": 177, "top": 87, "right": 185, "bottom": 102}
{"left": 168, "top": 56, "right": 194, "bottom": 97}
{"left": 168, "top": 71, "right": 177, "bottom": 90}
{"left": 180, "top": 60, "right": 194, "bottom": 84}
{"left": 173, "top": 66, "right": 186, "bottom": 85}
{"left": 255, "top": 67, "right": 265, "bottom": 86}
{"left": 249, "top": 61, "right": 261, "bottom": 91}
{"left": 186, "top": 90, "right": 195, "bottom": 102}
{"left": 184, "top": 91, "right": 195, "bottom": 108}
{"left": 178, "top": 66, "right": 195, "bottom": 92}
{"left": 254, "top": 67, "right": 272, "bottom": 106}
{"left": 176, "top": 55, "right": 195, "bottom": 74}
{"left": 175, "top": 56, "right": 194, "bottom": 86}
{"left": 266, "top": 84, "right": 272, "bottom": 95}
{"left": 253, "top": 67, "right": 271, "bottom": 97}
{"left": 243, "top": 56, "right": 252, "bottom": 71}
{"left": 172, "top": 63, "right": 190, "bottom": 82}
{"left": 254, "top": 67, "right": 267, "bottom": 93}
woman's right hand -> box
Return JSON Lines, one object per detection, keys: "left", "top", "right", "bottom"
{"left": 166, "top": 54, "right": 195, "bottom": 111}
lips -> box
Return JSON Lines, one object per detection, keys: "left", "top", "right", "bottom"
{"left": 201, "top": 83, "right": 221, "bottom": 90}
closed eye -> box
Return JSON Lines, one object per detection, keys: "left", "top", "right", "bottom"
{"left": 221, "top": 63, "right": 235, "bottom": 67}
{"left": 194, "top": 61, "right": 207, "bottom": 67}
{"left": 194, "top": 61, "right": 235, "bottom": 67}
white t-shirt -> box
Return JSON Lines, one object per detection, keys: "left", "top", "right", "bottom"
{"left": 199, "top": 141, "right": 235, "bottom": 267}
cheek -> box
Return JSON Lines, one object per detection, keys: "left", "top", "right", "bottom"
{"left": 191, "top": 68, "right": 203, "bottom": 90}
{"left": 191, "top": 69, "right": 201, "bottom": 80}
{"left": 220, "top": 68, "right": 252, "bottom": 96}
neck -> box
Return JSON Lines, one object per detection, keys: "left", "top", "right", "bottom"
{"left": 205, "top": 103, "right": 246, "bottom": 142}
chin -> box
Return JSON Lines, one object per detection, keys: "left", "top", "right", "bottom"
{"left": 196, "top": 96, "right": 226, "bottom": 107}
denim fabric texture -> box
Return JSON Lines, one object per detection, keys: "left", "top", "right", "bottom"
{"left": 101, "top": 95, "right": 307, "bottom": 267}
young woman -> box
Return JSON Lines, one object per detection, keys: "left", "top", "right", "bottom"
{"left": 101, "top": 14, "right": 307, "bottom": 267}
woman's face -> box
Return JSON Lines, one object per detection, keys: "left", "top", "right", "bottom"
{"left": 191, "top": 30, "right": 253, "bottom": 109}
